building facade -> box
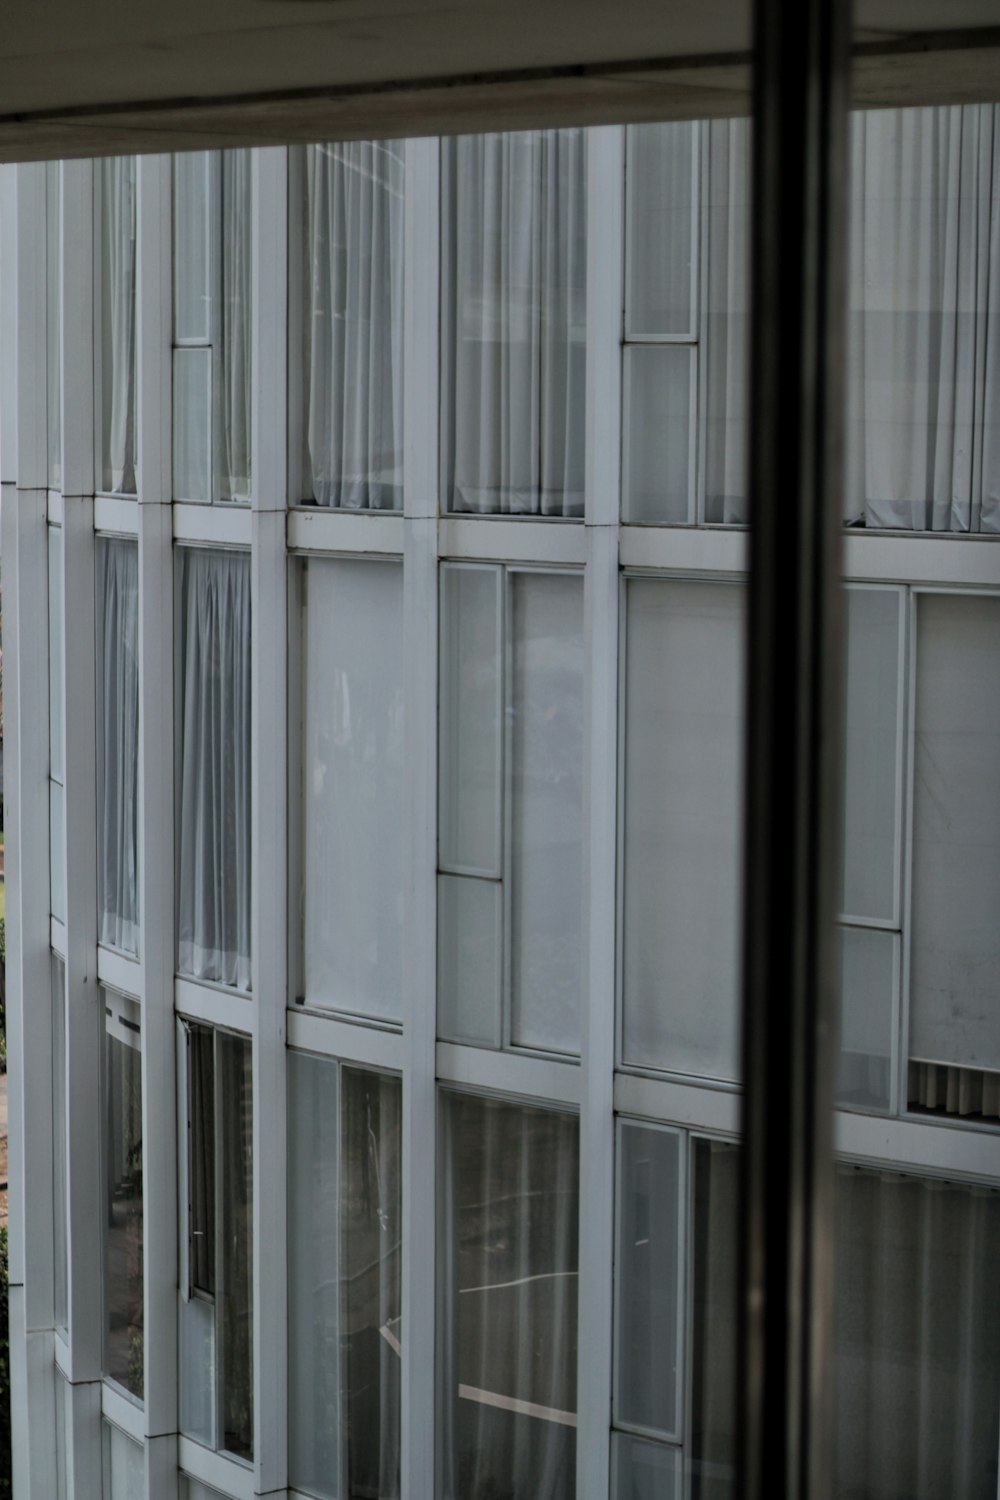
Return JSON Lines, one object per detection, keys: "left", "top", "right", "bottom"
{"left": 1, "top": 113, "right": 999, "bottom": 1500}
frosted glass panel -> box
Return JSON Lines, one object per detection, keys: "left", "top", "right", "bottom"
{"left": 622, "top": 579, "right": 744, "bottom": 1082}
{"left": 613, "top": 1434, "right": 681, "bottom": 1500}
{"left": 623, "top": 345, "right": 693, "bottom": 524}
{"left": 510, "top": 572, "right": 583, "bottom": 1055}
{"left": 174, "top": 152, "right": 211, "bottom": 342}
{"left": 439, "top": 565, "right": 502, "bottom": 875}
{"left": 48, "top": 527, "right": 64, "bottom": 780}
{"left": 910, "top": 595, "right": 1000, "bottom": 1071}
{"left": 173, "top": 348, "right": 212, "bottom": 501}
{"left": 179, "top": 1294, "right": 216, "bottom": 1448}
{"left": 103, "top": 1423, "right": 144, "bottom": 1500}
{"left": 49, "top": 780, "right": 65, "bottom": 924}
{"left": 842, "top": 587, "right": 900, "bottom": 921}
{"left": 615, "top": 1124, "right": 682, "bottom": 1438}
{"left": 303, "top": 559, "right": 404, "bottom": 1022}
{"left": 437, "top": 874, "right": 502, "bottom": 1047}
{"left": 837, "top": 927, "right": 895, "bottom": 1113}
{"left": 626, "top": 123, "right": 695, "bottom": 337}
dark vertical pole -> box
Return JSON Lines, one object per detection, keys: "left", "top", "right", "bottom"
{"left": 739, "top": 0, "right": 849, "bottom": 1498}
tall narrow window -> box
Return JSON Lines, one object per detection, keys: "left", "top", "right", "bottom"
{"left": 52, "top": 953, "right": 67, "bottom": 1334}
{"left": 179, "top": 1023, "right": 253, "bottom": 1461}
{"left": 48, "top": 526, "right": 65, "bottom": 925}
{"left": 97, "top": 156, "right": 138, "bottom": 495}
{"left": 102, "top": 1422, "right": 145, "bottom": 1499}
{"left": 300, "top": 559, "right": 404, "bottom": 1021}
{"left": 103, "top": 990, "right": 143, "bottom": 1400}
{"left": 442, "top": 131, "right": 587, "bottom": 517}
{"left": 97, "top": 539, "right": 139, "bottom": 955}
{"left": 176, "top": 548, "right": 252, "bottom": 991}
{"left": 46, "top": 160, "right": 62, "bottom": 491}
{"left": 173, "top": 150, "right": 252, "bottom": 503}
{"left": 288, "top": 1054, "right": 402, "bottom": 1498}
{"left": 294, "top": 142, "right": 405, "bottom": 509}
{"left": 440, "top": 1092, "right": 579, "bottom": 1500}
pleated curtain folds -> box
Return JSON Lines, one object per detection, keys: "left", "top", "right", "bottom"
{"left": 97, "top": 538, "right": 140, "bottom": 954}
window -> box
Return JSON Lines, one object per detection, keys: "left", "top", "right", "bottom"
{"left": 173, "top": 150, "right": 252, "bottom": 503}
{"left": 440, "top": 1092, "right": 579, "bottom": 1500}
{"left": 292, "top": 141, "right": 405, "bottom": 510}
{"left": 287, "top": 1053, "right": 402, "bottom": 1498}
{"left": 46, "top": 160, "right": 62, "bottom": 491}
{"left": 179, "top": 1022, "right": 253, "bottom": 1461}
{"left": 176, "top": 547, "right": 252, "bottom": 992}
{"left": 49, "top": 525, "right": 65, "bottom": 925}
{"left": 52, "top": 952, "right": 67, "bottom": 1335}
{"left": 298, "top": 558, "right": 404, "bottom": 1022}
{"left": 97, "top": 538, "right": 140, "bottom": 955}
{"left": 96, "top": 156, "right": 138, "bottom": 496}
{"left": 103, "top": 990, "right": 143, "bottom": 1400}
{"left": 438, "top": 564, "right": 584, "bottom": 1054}
{"left": 441, "top": 131, "right": 587, "bottom": 517}
{"left": 102, "top": 1421, "right": 144, "bottom": 1499}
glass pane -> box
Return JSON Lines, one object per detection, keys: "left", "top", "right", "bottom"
{"left": 443, "top": 131, "right": 586, "bottom": 517}
{"left": 179, "top": 1294, "right": 216, "bottom": 1449}
{"left": 54, "top": 1373, "right": 68, "bottom": 1500}
{"left": 689, "top": 1139, "right": 740, "bottom": 1500}
{"left": 439, "top": 565, "right": 502, "bottom": 876}
{"left": 910, "top": 594, "right": 1000, "bottom": 1071}
{"left": 98, "top": 156, "right": 138, "bottom": 495}
{"left": 626, "top": 123, "right": 695, "bottom": 337}
{"left": 219, "top": 1031, "right": 253, "bottom": 1460}
{"left": 97, "top": 539, "right": 140, "bottom": 955}
{"left": 49, "top": 780, "right": 65, "bottom": 925}
{"left": 104, "top": 993, "right": 143, "bottom": 1399}
{"left": 187, "top": 1024, "right": 215, "bottom": 1297}
{"left": 842, "top": 587, "right": 900, "bottom": 922}
{"left": 702, "top": 120, "right": 751, "bottom": 527}
{"left": 52, "top": 954, "right": 67, "bottom": 1333}
{"left": 176, "top": 549, "right": 252, "bottom": 991}
{"left": 622, "top": 579, "right": 745, "bottom": 1082}
{"left": 510, "top": 572, "right": 583, "bottom": 1055}
{"left": 623, "top": 345, "right": 693, "bottom": 525}
{"left": 437, "top": 875, "right": 502, "bottom": 1048}
{"left": 173, "top": 348, "right": 212, "bottom": 502}
{"left": 49, "top": 526, "right": 64, "bottom": 781}
{"left": 103, "top": 1422, "right": 144, "bottom": 1500}
{"left": 299, "top": 141, "right": 405, "bottom": 510}
{"left": 837, "top": 927, "right": 895, "bottom": 1113}
{"left": 613, "top": 1433, "right": 682, "bottom": 1500}
{"left": 615, "top": 1124, "right": 682, "bottom": 1438}
{"left": 441, "top": 1093, "right": 579, "bottom": 1500}
{"left": 47, "top": 161, "right": 62, "bottom": 491}
{"left": 180, "top": 1479, "right": 227, "bottom": 1500}
{"left": 303, "top": 559, "right": 404, "bottom": 1022}
{"left": 220, "top": 149, "right": 252, "bottom": 500}
{"left": 174, "top": 152, "right": 211, "bottom": 342}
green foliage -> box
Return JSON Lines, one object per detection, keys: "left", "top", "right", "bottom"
{"left": 0, "top": 1226, "right": 10, "bottom": 1499}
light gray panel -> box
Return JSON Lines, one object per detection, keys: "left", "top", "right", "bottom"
{"left": 437, "top": 874, "right": 502, "bottom": 1048}
{"left": 439, "top": 564, "right": 502, "bottom": 876}
{"left": 612, "top": 1433, "right": 681, "bottom": 1500}
{"left": 837, "top": 926, "right": 895, "bottom": 1113}
{"left": 174, "top": 153, "right": 211, "bottom": 343}
{"left": 626, "top": 123, "right": 695, "bottom": 338}
{"left": 623, "top": 345, "right": 692, "bottom": 525}
{"left": 842, "top": 587, "right": 900, "bottom": 921}
{"left": 172, "top": 348, "right": 212, "bottom": 502}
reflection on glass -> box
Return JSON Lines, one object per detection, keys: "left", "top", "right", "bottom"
{"left": 441, "top": 1092, "right": 579, "bottom": 1500}
{"left": 104, "top": 993, "right": 143, "bottom": 1399}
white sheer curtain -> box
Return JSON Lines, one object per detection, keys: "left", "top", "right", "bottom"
{"left": 99, "top": 157, "right": 137, "bottom": 495}
{"left": 443, "top": 131, "right": 587, "bottom": 517}
{"left": 176, "top": 549, "right": 251, "bottom": 991}
{"left": 221, "top": 150, "right": 252, "bottom": 500}
{"left": 441, "top": 1093, "right": 578, "bottom": 1500}
{"left": 300, "top": 141, "right": 404, "bottom": 509}
{"left": 97, "top": 539, "right": 139, "bottom": 954}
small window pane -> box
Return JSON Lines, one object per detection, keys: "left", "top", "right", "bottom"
{"left": 439, "top": 565, "right": 502, "bottom": 876}
{"left": 220, "top": 150, "right": 252, "bottom": 500}
{"left": 47, "top": 162, "right": 62, "bottom": 491}
{"left": 690, "top": 1139, "right": 740, "bottom": 1500}
{"left": 626, "top": 123, "right": 695, "bottom": 337}
{"left": 702, "top": 120, "right": 751, "bottom": 527}
{"left": 623, "top": 345, "right": 693, "bottom": 525}
{"left": 437, "top": 875, "right": 502, "bottom": 1048}
{"left": 98, "top": 156, "right": 138, "bottom": 495}
{"left": 54, "top": 1374, "right": 68, "bottom": 1500}
{"left": 174, "top": 152, "right": 211, "bottom": 343}
{"left": 180, "top": 1480, "right": 227, "bottom": 1500}
{"left": 179, "top": 1295, "right": 216, "bottom": 1449}
{"left": 102, "top": 1422, "right": 144, "bottom": 1500}
{"left": 615, "top": 1124, "right": 682, "bottom": 1439}
{"left": 613, "top": 1433, "right": 682, "bottom": 1500}
{"left": 173, "top": 348, "right": 212, "bottom": 502}
{"left": 441, "top": 1093, "right": 579, "bottom": 1500}
{"left": 842, "top": 587, "right": 900, "bottom": 922}
{"left": 303, "top": 559, "right": 403, "bottom": 1022}
{"left": 510, "top": 572, "right": 583, "bottom": 1055}
{"left": 837, "top": 927, "right": 895, "bottom": 1114}
{"left": 97, "top": 539, "right": 140, "bottom": 955}
{"left": 52, "top": 954, "right": 67, "bottom": 1333}
{"left": 49, "top": 527, "right": 64, "bottom": 780}
{"left": 104, "top": 993, "right": 143, "bottom": 1399}
{"left": 49, "top": 780, "right": 65, "bottom": 925}
{"left": 622, "top": 579, "right": 744, "bottom": 1082}
{"left": 218, "top": 1031, "right": 253, "bottom": 1461}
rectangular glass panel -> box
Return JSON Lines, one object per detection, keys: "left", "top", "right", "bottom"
{"left": 49, "top": 780, "right": 65, "bottom": 925}
{"left": 441, "top": 1092, "right": 579, "bottom": 1500}
{"left": 690, "top": 1139, "right": 739, "bottom": 1500}
{"left": 49, "top": 526, "right": 64, "bottom": 781}
{"left": 104, "top": 993, "right": 143, "bottom": 1399}
{"left": 52, "top": 954, "right": 67, "bottom": 1333}
{"left": 102, "top": 1422, "right": 145, "bottom": 1500}
{"left": 437, "top": 875, "right": 502, "bottom": 1048}
{"left": 47, "top": 161, "right": 62, "bottom": 491}
{"left": 303, "top": 559, "right": 404, "bottom": 1022}
{"left": 180, "top": 1480, "right": 227, "bottom": 1500}
{"left": 187, "top": 1024, "right": 215, "bottom": 1297}
{"left": 98, "top": 156, "right": 138, "bottom": 495}
{"left": 510, "top": 572, "right": 583, "bottom": 1055}
{"left": 613, "top": 1433, "right": 682, "bottom": 1500}
{"left": 622, "top": 579, "right": 744, "bottom": 1082}
{"left": 623, "top": 344, "right": 693, "bottom": 525}
{"left": 54, "top": 1373, "right": 68, "bottom": 1500}
{"left": 702, "top": 119, "right": 750, "bottom": 527}
{"left": 220, "top": 149, "right": 252, "bottom": 501}
{"left": 626, "top": 123, "right": 695, "bottom": 337}
{"left": 174, "top": 152, "right": 211, "bottom": 342}
{"left": 179, "top": 1295, "right": 216, "bottom": 1449}
{"left": 615, "top": 1123, "right": 682, "bottom": 1439}
{"left": 439, "top": 564, "right": 502, "bottom": 876}
{"left": 842, "top": 586, "right": 901, "bottom": 922}
{"left": 837, "top": 927, "right": 895, "bottom": 1113}
{"left": 219, "top": 1031, "right": 253, "bottom": 1460}
{"left": 910, "top": 594, "right": 1000, "bottom": 1070}
{"left": 173, "top": 348, "right": 213, "bottom": 502}
{"left": 97, "top": 539, "right": 140, "bottom": 954}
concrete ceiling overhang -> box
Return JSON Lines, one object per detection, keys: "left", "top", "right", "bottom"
{"left": 1, "top": 0, "right": 999, "bottom": 160}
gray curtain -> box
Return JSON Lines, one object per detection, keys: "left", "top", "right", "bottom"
{"left": 97, "top": 538, "right": 139, "bottom": 955}
{"left": 99, "top": 157, "right": 137, "bottom": 495}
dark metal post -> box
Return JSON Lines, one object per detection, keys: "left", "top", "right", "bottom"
{"left": 739, "top": 0, "right": 850, "bottom": 1497}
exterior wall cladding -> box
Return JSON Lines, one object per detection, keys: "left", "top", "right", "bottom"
{"left": 1, "top": 115, "right": 999, "bottom": 1500}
